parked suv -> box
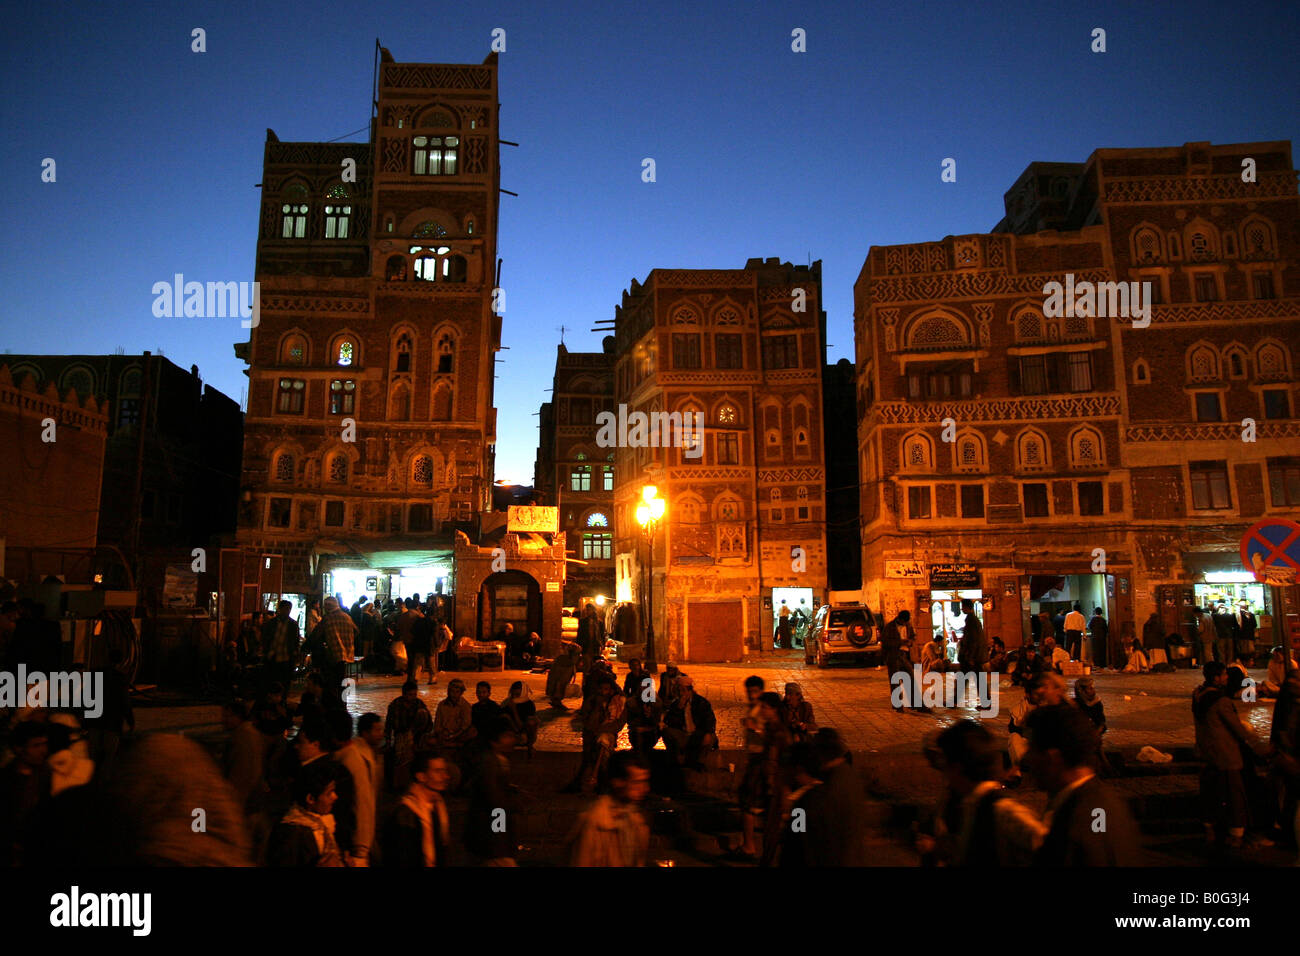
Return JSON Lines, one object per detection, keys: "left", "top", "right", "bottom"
{"left": 805, "top": 603, "right": 881, "bottom": 666}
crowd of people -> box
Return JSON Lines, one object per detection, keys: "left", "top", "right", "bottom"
{"left": 3, "top": 587, "right": 1298, "bottom": 868}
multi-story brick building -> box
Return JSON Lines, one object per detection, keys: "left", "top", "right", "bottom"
{"left": 0, "top": 365, "right": 108, "bottom": 583}
{"left": 1, "top": 353, "right": 240, "bottom": 594}
{"left": 855, "top": 141, "right": 1299, "bottom": 657}
{"left": 611, "top": 259, "right": 830, "bottom": 662}
{"left": 533, "top": 341, "right": 617, "bottom": 605}
{"left": 235, "top": 49, "right": 503, "bottom": 616}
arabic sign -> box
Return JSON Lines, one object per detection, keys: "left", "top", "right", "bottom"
{"left": 929, "top": 563, "right": 980, "bottom": 589}
{"left": 886, "top": 560, "right": 926, "bottom": 580}
{"left": 507, "top": 505, "right": 558, "bottom": 533}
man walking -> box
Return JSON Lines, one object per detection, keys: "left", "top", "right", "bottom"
{"left": 1063, "top": 603, "right": 1087, "bottom": 662}
{"left": 569, "top": 753, "right": 651, "bottom": 866}
{"left": 881, "top": 609, "right": 915, "bottom": 690}
{"left": 957, "top": 601, "right": 988, "bottom": 672}
{"left": 335, "top": 712, "right": 384, "bottom": 866}
{"left": 1211, "top": 602, "right": 1239, "bottom": 665}
{"left": 311, "top": 597, "right": 356, "bottom": 703}
{"left": 260, "top": 600, "right": 300, "bottom": 694}
{"left": 1025, "top": 704, "right": 1140, "bottom": 865}
{"left": 1088, "top": 607, "right": 1109, "bottom": 669}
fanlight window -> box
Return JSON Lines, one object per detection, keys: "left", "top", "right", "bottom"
{"left": 275, "top": 453, "right": 295, "bottom": 482}
{"left": 329, "top": 455, "right": 349, "bottom": 483}
{"left": 586, "top": 512, "right": 608, "bottom": 527}
{"left": 336, "top": 340, "right": 355, "bottom": 367}
{"left": 413, "top": 221, "right": 447, "bottom": 239}
{"left": 413, "top": 456, "right": 434, "bottom": 486}
{"left": 717, "top": 404, "right": 737, "bottom": 425}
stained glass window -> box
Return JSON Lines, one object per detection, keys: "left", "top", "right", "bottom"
{"left": 337, "top": 341, "right": 354, "bottom": 366}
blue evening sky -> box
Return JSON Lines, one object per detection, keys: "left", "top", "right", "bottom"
{"left": 3, "top": 0, "right": 1297, "bottom": 484}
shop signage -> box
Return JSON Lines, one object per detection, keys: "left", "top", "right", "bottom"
{"left": 886, "top": 560, "right": 926, "bottom": 580}
{"left": 930, "top": 563, "right": 979, "bottom": 589}
{"left": 508, "top": 505, "right": 558, "bottom": 533}
{"left": 1241, "top": 518, "right": 1300, "bottom": 584}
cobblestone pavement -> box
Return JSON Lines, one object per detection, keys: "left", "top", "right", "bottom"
{"left": 127, "top": 658, "right": 1294, "bottom": 866}
{"left": 138, "top": 656, "right": 1279, "bottom": 758}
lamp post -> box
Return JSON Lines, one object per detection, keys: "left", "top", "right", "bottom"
{"left": 635, "top": 484, "right": 666, "bottom": 668}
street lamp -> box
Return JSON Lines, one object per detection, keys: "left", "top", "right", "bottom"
{"left": 635, "top": 484, "right": 666, "bottom": 667}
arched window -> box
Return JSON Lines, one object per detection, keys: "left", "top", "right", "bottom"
{"left": 792, "top": 403, "right": 811, "bottom": 453}
{"left": 412, "top": 135, "right": 458, "bottom": 176}
{"left": 1132, "top": 359, "right": 1150, "bottom": 384}
{"left": 9, "top": 364, "right": 41, "bottom": 387}
{"left": 716, "top": 403, "right": 738, "bottom": 425}
{"left": 412, "top": 455, "right": 434, "bottom": 487}
{"left": 907, "top": 313, "right": 968, "bottom": 349}
{"left": 902, "top": 433, "right": 933, "bottom": 471}
{"left": 1225, "top": 348, "right": 1247, "bottom": 379}
{"left": 281, "top": 334, "right": 308, "bottom": 365}
{"left": 770, "top": 487, "right": 783, "bottom": 521}
{"left": 120, "top": 368, "right": 142, "bottom": 396}
{"left": 1016, "top": 429, "right": 1050, "bottom": 472}
{"left": 717, "top": 495, "right": 742, "bottom": 521}
{"left": 280, "top": 183, "right": 308, "bottom": 239}
{"left": 1016, "top": 310, "right": 1044, "bottom": 341}
{"left": 1168, "top": 233, "right": 1182, "bottom": 260}
{"left": 445, "top": 255, "right": 467, "bottom": 283}
{"left": 585, "top": 512, "right": 608, "bottom": 527}
{"left": 328, "top": 454, "right": 349, "bottom": 484}
{"left": 1069, "top": 426, "right": 1105, "bottom": 468}
{"left": 393, "top": 332, "right": 413, "bottom": 373}
{"left": 436, "top": 333, "right": 455, "bottom": 373}
{"left": 1185, "top": 222, "right": 1218, "bottom": 262}
{"left": 1131, "top": 225, "right": 1164, "bottom": 265}
{"left": 324, "top": 185, "right": 352, "bottom": 239}
{"left": 1256, "top": 342, "right": 1289, "bottom": 380}
{"left": 413, "top": 220, "right": 447, "bottom": 239}
{"left": 670, "top": 306, "right": 701, "bottom": 325}
{"left": 1187, "top": 344, "right": 1220, "bottom": 382}
{"left": 335, "top": 337, "right": 357, "bottom": 367}
{"left": 955, "top": 432, "right": 986, "bottom": 472}
{"left": 275, "top": 452, "right": 295, "bottom": 483}
{"left": 62, "top": 367, "right": 95, "bottom": 400}
{"left": 1241, "top": 217, "right": 1276, "bottom": 259}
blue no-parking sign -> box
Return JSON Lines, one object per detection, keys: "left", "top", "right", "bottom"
{"left": 1241, "top": 518, "right": 1300, "bottom": 583}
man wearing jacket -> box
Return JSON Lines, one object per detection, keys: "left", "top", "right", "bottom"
{"left": 661, "top": 675, "right": 716, "bottom": 769}
{"left": 334, "top": 712, "right": 384, "bottom": 866}
{"left": 260, "top": 600, "right": 301, "bottom": 694}
{"left": 1193, "top": 662, "right": 1268, "bottom": 848}
{"left": 384, "top": 751, "right": 452, "bottom": 867}
{"left": 1025, "top": 704, "right": 1140, "bottom": 866}
{"left": 957, "top": 600, "right": 989, "bottom": 672}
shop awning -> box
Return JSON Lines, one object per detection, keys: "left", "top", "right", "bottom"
{"left": 314, "top": 538, "right": 455, "bottom": 571}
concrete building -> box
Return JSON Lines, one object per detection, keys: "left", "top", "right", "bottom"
{"left": 611, "top": 259, "right": 830, "bottom": 662}
{"left": 855, "top": 140, "right": 1300, "bottom": 659}
{"left": 234, "top": 49, "right": 503, "bottom": 613}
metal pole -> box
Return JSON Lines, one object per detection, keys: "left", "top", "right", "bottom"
{"left": 646, "top": 519, "right": 656, "bottom": 668}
